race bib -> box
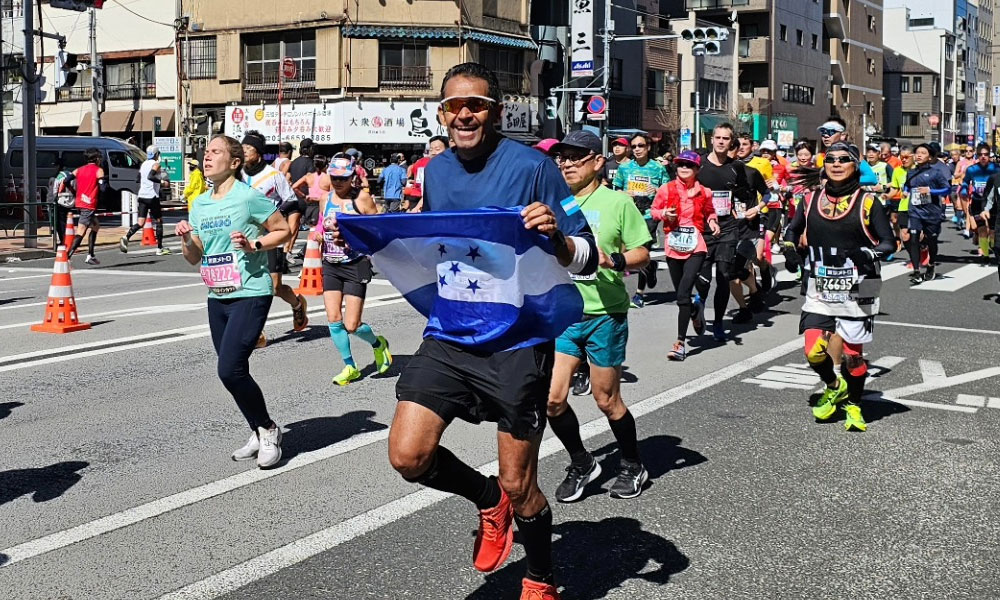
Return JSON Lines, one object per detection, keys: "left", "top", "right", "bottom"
{"left": 815, "top": 265, "right": 857, "bottom": 304}
{"left": 910, "top": 191, "right": 930, "bottom": 206}
{"left": 712, "top": 191, "right": 732, "bottom": 216}
{"left": 200, "top": 253, "right": 242, "bottom": 295}
{"left": 627, "top": 175, "right": 652, "bottom": 196}
{"left": 974, "top": 181, "right": 987, "bottom": 195}
{"left": 667, "top": 226, "right": 698, "bottom": 253}
{"left": 570, "top": 271, "right": 597, "bottom": 282}
{"left": 322, "top": 231, "right": 347, "bottom": 262}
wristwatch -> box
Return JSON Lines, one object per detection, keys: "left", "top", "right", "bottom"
{"left": 610, "top": 252, "right": 626, "bottom": 272}
{"left": 253, "top": 239, "right": 263, "bottom": 252}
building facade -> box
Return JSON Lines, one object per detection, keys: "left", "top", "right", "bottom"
{"left": 883, "top": 53, "right": 940, "bottom": 146}
{"left": 825, "top": 0, "right": 884, "bottom": 146}
{"left": 184, "top": 0, "right": 535, "bottom": 165}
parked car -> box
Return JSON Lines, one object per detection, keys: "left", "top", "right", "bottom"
{"left": 4, "top": 136, "right": 149, "bottom": 211}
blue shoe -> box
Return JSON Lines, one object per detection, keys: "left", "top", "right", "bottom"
{"left": 630, "top": 293, "right": 644, "bottom": 309}
{"left": 691, "top": 296, "right": 706, "bottom": 335}
{"left": 885, "top": 253, "right": 895, "bottom": 262}
{"left": 712, "top": 321, "right": 726, "bottom": 342}
{"left": 952, "top": 215, "right": 960, "bottom": 225}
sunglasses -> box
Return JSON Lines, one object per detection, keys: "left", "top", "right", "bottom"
{"left": 825, "top": 155, "right": 855, "bottom": 165}
{"left": 439, "top": 95, "right": 496, "bottom": 114}
{"left": 675, "top": 161, "right": 698, "bottom": 169}
{"left": 631, "top": 143, "right": 648, "bottom": 149}
{"left": 555, "top": 153, "right": 596, "bottom": 166}
{"left": 979, "top": 153, "right": 991, "bottom": 157}
{"left": 818, "top": 127, "right": 845, "bottom": 138}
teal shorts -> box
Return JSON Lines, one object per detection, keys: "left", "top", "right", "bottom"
{"left": 555, "top": 314, "right": 628, "bottom": 368}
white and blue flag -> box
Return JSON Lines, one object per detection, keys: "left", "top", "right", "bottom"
{"left": 337, "top": 207, "right": 583, "bottom": 352}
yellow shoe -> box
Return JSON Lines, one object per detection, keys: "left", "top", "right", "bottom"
{"left": 812, "top": 377, "right": 848, "bottom": 420}
{"left": 332, "top": 365, "right": 361, "bottom": 386}
{"left": 844, "top": 403, "right": 867, "bottom": 432}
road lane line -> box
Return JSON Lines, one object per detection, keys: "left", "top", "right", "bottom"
{"left": 154, "top": 338, "right": 804, "bottom": 600}
{"left": 878, "top": 321, "right": 1000, "bottom": 336}
{"left": 0, "top": 293, "right": 407, "bottom": 372}
{"left": 915, "top": 263, "right": 995, "bottom": 291}
{"left": 0, "top": 267, "right": 201, "bottom": 278}
{"left": 0, "top": 283, "right": 205, "bottom": 311}
{"left": 0, "top": 304, "right": 206, "bottom": 331}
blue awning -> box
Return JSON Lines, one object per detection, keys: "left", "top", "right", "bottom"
{"left": 343, "top": 25, "right": 537, "bottom": 50}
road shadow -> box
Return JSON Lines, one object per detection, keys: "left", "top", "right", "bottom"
{"left": 92, "top": 260, "right": 161, "bottom": 269}
{"left": 466, "top": 517, "right": 690, "bottom": 599}
{"left": 567, "top": 435, "right": 708, "bottom": 502}
{"left": 0, "top": 296, "right": 32, "bottom": 306}
{"left": 0, "top": 460, "right": 88, "bottom": 505}
{"left": 280, "top": 410, "right": 387, "bottom": 461}
{"left": 365, "top": 353, "right": 412, "bottom": 379}
{"left": 267, "top": 324, "right": 330, "bottom": 346}
{"left": 982, "top": 293, "right": 1000, "bottom": 304}
{"left": 806, "top": 391, "right": 911, "bottom": 425}
{"left": 0, "top": 402, "right": 24, "bottom": 421}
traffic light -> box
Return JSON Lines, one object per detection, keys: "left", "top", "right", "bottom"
{"left": 573, "top": 97, "right": 585, "bottom": 124}
{"left": 541, "top": 95, "right": 562, "bottom": 139}
{"left": 680, "top": 27, "right": 729, "bottom": 55}
{"left": 544, "top": 96, "right": 558, "bottom": 121}
{"left": 55, "top": 51, "right": 78, "bottom": 89}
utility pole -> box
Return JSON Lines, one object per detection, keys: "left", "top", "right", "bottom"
{"left": 601, "top": 0, "right": 611, "bottom": 155}
{"left": 22, "top": 0, "right": 37, "bottom": 248}
{"left": 89, "top": 6, "right": 100, "bottom": 137}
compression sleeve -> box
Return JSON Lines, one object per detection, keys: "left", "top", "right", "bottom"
{"left": 859, "top": 161, "right": 877, "bottom": 186}
{"left": 783, "top": 196, "right": 807, "bottom": 244}
{"left": 867, "top": 199, "right": 895, "bottom": 256}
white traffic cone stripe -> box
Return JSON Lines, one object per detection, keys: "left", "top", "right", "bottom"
{"left": 53, "top": 262, "right": 70, "bottom": 274}
{"left": 303, "top": 258, "right": 323, "bottom": 268}
{"left": 47, "top": 285, "right": 73, "bottom": 298}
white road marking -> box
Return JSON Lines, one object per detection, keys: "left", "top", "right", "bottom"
{"left": 0, "top": 304, "right": 205, "bottom": 331}
{"left": 0, "top": 293, "right": 407, "bottom": 373}
{"left": 915, "top": 264, "right": 995, "bottom": 291}
{"left": 956, "top": 394, "right": 987, "bottom": 407}
{"left": 0, "top": 266, "right": 200, "bottom": 278}
{"left": 987, "top": 397, "right": 1000, "bottom": 409}
{"left": 918, "top": 359, "right": 947, "bottom": 380}
{"left": 879, "top": 363, "right": 1000, "bottom": 399}
{"left": 0, "top": 283, "right": 205, "bottom": 311}
{"left": 879, "top": 321, "right": 1000, "bottom": 336}
{"left": 872, "top": 396, "right": 978, "bottom": 414}
{"left": 154, "top": 338, "right": 804, "bottom": 599}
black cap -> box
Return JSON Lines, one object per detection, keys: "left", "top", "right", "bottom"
{"left": 552, "top": 130, "right": 602, "bottom": 155}
{"left": 299, "top": 138, "right": 314, "bottom": 150}
{"left": 927, "top": 141, "right": 942, "bottom": 156}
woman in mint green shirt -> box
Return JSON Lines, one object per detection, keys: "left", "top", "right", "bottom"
{"left": 175, "top": 135, "right": 291, "bottom": 469}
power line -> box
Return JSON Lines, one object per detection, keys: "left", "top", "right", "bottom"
{"left": 110, "top": 0, "right": 173, "bottom": 27}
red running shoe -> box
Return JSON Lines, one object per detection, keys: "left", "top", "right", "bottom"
{"left": 473, "top": 485, "right": 514, "bottom": 572}
{"left": 521, "top": 578, "right": 561, "bottom": 599}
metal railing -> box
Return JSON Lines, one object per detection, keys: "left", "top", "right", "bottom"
{"left": 104, "top": 82, "right": 157, "bottom": 100}
{"left": 1, "top": 178, "right": 56, "bottom": 250}
{"left": 379, "top": 65, "right": 432, "bottom": 90}
{"left": 57, "top": 85, "right": 93, "bottom": 102}
{"left": 243, "top": 68, "right": 319, "bottom": 103}
{"left": 495, "top": 70, "right": 529, "bottom": 94}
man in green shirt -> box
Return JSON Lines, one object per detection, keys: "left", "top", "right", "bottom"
{"left": 887, "top": 145, "right": 914, "bottom": 259}
{"left": 546, "top": 130, "right": 652, "bottom": 503}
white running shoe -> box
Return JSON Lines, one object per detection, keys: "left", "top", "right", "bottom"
{"left": 231, "top": 432, "right": 259, "bottom": 461}
{"left": 256, "top": 425, "right": 282, "bottom": 468}
{"left": 84, "top": 254, "right": 99, "bottom": 265}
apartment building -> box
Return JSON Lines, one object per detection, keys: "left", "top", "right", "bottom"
{"left": 182, "top": 0, "right": 536, "bottom": 163}
{"left": 883, "top": 53, "right": 940, "bottom": 146}
{"left": 2, "top": 0, "right": 25, "bottom": 151}
{"left": 637, "top": 0, "right": 681, "bottom": 149}
{"left": 825, "top": 0, "right": 884, "bottom": 146}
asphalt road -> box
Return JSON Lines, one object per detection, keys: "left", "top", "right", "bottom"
{"left": 1, "top": 224, "right": 999, "bottom": 599}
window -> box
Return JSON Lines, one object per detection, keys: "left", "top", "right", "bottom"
{"left": 811, "top": 34, "right": 818, "bottom": 50}
{"left": 610, "top": 58, "right": 623, "bottom": 91}
{"left": 646, "top": 70, "right": 665, "bottom": 107}
{"left": 781, "top": 83, "right": 815, "bottom": 105}
{"left": 698, "top": 79, "right": 728, "bottom": 112}
{"left": 182, "top": 37, "right": 216, "bottom": 80}
{"left": 9, "top": 151, "right": 58, "bottom": 168}
{"left": 480, "top": 47, "right": 525, "bottom": 92}
{"left": 913, "top": 77, "right": 922, "bottom": 93}
{"left": 779, "top": 24, "right": 787, "bottom": 41}
{"left": 796, "top": 29, "right": 803, "bottom": 46}
{"left": 902, "top": 112, "right": 919, "bottom": 126}
{"left": 867, "top": 58, "right": 876, "bottom": 74}
{"left": 379, "top": 42, "right": 430, "bottom": 88}
{"left": 244, "top": 30, "right": 316, "bottom": 84}
{"left": 61, "top": 151, "right": 88, "bottom": 169}
{"left": 909, "top": 17, "right": 934, "bottom": 27}
{"left": 900, "top": 77, "right": 909, "bottom": 93}
{"left": 103, "top": 60, "right": 156, "bottom": 99}
{"left": 865, "top": 101, "right": 873, "bottom": 115}
{"left": 108, "top": 150, "right": 143, "bottom": 169}
{"left": 868, "top": 15, "right": 876, "bottom": 31}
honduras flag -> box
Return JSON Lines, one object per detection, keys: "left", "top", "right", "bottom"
{"left": 337, "top": 207, "right": 584, "bottom": 353}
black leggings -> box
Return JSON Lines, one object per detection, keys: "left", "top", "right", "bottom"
{"left": 636, "top": 219, "right": 659, "bottom": 291}
{"left": 695, "top": 256, "right": 733, "bottom": 324}
{"left": 667, "top": 254, "right": 705, "bottom": 341}
{"left": 208, "top": 295, "right": 274, "bottom": 431}
{"left": 907, "top": 231, "right": 938, "bottom": 270}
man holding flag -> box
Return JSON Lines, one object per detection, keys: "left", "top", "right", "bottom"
{"left": 332, "top": 63, "right": 597, "bottom": 600}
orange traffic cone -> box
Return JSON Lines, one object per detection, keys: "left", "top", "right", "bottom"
{"left": 295, "top": 239, "right": 324, "bottom": 296}
{"left": 140, "top": 218, "right": 157, "bottom": 246}
{"left": 31, "top": 246, "right": 91, "bottom": 334}
{"left": 63, "top": 212, "right": 76, "bottom": 251}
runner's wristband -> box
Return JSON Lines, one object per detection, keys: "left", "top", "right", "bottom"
{"left": 610, "top": 252, "right": 626, "bottom": 272}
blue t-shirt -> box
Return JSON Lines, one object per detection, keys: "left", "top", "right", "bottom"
{"left": 423, "top": 137, "right": 591, "bottom": 238}
{"left": 379, "top": 163, "right": 408, "bottom": 200}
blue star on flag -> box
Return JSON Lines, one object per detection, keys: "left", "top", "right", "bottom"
{"left": 437, "top": 243, "right": 447, "bottom": 257}
{"left": 466, "top": 280, "right": 481, "bottom": 293}
{"left": 466, "top": 246, "right": 481, "bottom": 261}
{"left": 439, "top": 274, "right": 448, "bottom": 286}
{"left": 449, "top": 262, "right": 461, "bottom": 275}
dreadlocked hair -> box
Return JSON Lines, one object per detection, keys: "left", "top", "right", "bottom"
{"left": 790, "top": 165, "right": 823, "bottom": 190}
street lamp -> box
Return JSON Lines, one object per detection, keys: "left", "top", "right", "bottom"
{"left": 666, "top": 73, "right": 699, "bottom": 149}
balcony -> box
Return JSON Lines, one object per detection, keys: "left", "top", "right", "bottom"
{"left": 738, "top": 89, "right": 770, "bottom": 113}
{"left": 898, "top": 124, "right": 929, "bottom": 138}
{"left": 824, "top": 0, "right": 847, "bottom": 39}
{"left": 685, "top": 0, "right": 751, "bottom": 9}
{"left": 57, "top": 86, "right": 93, "bottom": 102}
{"left": 829, "top": 43, "right": 846, "bottom": 86}
{"left": 104, "top": 82, "right": 157, "bottom": 101}
{"left": 242, "top": 68, "right": 319, "bottom": 103}
{"left": 738, "top": 37, "right": 770, "bottom": 63}
{"left": 495, "top": 70, "right": 529, "bottom": 95}
{"left": 379, "top": 65, "right": 432, "bottom": 91}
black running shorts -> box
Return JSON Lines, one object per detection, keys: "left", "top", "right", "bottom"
{"left": 266, "top": 248, "right": 288, "bottom": 274}
{"left": 137, "top": 196, "right": 162, "bottom": 220}
{"left": 279, "top": 197, "right": 307, "bottom": 216}
{"left": 322, "top": 258, "right": 372, "bottom": 298}
{"left": 396, "top": 337, "right": 553, "bottom": 440}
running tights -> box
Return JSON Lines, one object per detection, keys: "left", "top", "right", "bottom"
{"left": 67, "top": 230, "right": 96, "bottom": 257}
{"left": 667, "top": 255, "right": 704, "bottom": 341}
{"left": 126, "top": 220, "right": 164, "bottom": 249}
{"left": 208, "top": 295, "right": 274, "bottom": 431}
{"left": 908, "top": 231, "right": 938, "bottom": 270}
{"left": 695, "top": 259, "right": 732, "bottom": 324}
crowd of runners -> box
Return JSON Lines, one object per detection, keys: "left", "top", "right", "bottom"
{"left": 37, "top": 60, "right": 987, "bottom": 599}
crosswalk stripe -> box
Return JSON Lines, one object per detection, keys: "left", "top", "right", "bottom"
{"left": 915, "top": 263, "right": 996, "bottom": 291}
